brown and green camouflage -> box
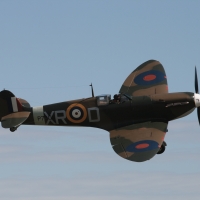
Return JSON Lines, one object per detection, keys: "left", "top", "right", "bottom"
{"left": 0, "top": 60, "right": 198, "bottom": 162}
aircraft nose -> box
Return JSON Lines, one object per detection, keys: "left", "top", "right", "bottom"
{"left": 194, "top": 93, "right": 200, "bottom": 107}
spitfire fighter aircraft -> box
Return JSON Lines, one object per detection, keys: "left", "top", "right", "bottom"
{"left": 0, "top": 60, "right": 199, "bottom": 162}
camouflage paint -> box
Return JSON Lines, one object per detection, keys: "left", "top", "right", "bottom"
{"left": 0, "top": 60, "right": 198, "bottom": 162}
{"left": 119, "top": 60, "right": 168, "bottom": 96}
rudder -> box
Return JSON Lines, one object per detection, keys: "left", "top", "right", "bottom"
{"left": 0, "top": 90, "right": 31, "bottom": 129}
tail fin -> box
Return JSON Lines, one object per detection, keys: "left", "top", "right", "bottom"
{"left": 0, "top": 90, "right": 30, "bottom": 129}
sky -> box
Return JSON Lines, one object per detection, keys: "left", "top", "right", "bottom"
{"left": 1, "top": 0, "right": 200, "bottom": 199}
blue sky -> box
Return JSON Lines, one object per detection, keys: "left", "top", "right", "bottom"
{"left": 1, "top": 1, "right": 200, "bottom": 199}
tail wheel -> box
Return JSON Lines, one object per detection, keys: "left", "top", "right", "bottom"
{"left": 10, "top": 127, "right": 17, "bottom": 132}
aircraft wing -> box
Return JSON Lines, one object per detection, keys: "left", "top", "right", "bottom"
{"left": 119, "top": 60, "right": 168, "bottom": 97}
{"left": 110, "top": 121, "right": 167, "bottom": 162}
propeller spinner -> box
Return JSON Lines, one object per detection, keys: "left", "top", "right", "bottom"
{"left": 194, "top": 67, "right": 200, "bottom": 125}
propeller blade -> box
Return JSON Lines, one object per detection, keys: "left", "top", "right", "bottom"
{"left": 197, "top": 107, "right": 200, "bottom": 125}
{"left": 195, "top": 66, "right": 199, "bottom": 93}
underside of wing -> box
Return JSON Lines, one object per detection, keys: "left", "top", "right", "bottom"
{"left": 110, "top": 121, "right": 168, "bottom": 162}
{"left": 119, "top": 60, "right": 168, "bottom": 97}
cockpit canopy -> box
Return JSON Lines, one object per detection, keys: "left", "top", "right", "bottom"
{"left": 96, "top": 94, "right": 131, "bottom": 106}
{"left": 96, "top": 94, "right": 111, "bottom": 106}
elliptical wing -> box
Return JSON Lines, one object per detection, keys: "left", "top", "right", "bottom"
{"left": 119, "top": 60, "right": 168, "bottom": 97}
{"left": 110, "top": 121, "right": 168, "bottom": 162}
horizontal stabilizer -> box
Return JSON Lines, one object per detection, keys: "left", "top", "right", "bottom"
{"left": 1, "top": 112, "right": 30, "bottom": 128}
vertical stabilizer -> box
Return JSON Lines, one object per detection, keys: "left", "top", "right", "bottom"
{"left": 0, "top": 90, "right": 31, "bottom": 129}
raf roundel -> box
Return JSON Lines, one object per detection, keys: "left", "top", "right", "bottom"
{"left": 143, "top": 74, "right": 156, "bottom": 81}
{"left": 126, "top": 140, "right": 159, "bottom": 153}
{"left": 66, "top": 103, "right": 87, "bottom": 123}
{"left": 72, "top": 109, "right": 82, "bottom": 118}
{"left": 134, "top": 70, "right": 166, "bottom": 86}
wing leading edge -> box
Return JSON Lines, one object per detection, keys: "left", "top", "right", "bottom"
{"left": 119, "top": 60, "right": 168, "bottom": 97}
{"left": 110, "top": 121, "right": 168, "bottom": 162}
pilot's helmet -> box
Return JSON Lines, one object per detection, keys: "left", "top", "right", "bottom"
{"left": 114, "top": 94, "right": 118, "bottom": 100}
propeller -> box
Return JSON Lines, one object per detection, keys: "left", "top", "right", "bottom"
{"left": 194, "top": 67, "right": 200, "bottom": 125}
{"left": 195, "top": 67, "right": 199, "bottom": 93}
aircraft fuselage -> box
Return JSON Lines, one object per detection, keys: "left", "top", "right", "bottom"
{"left": 23, "top": 92, "right": 195, "bottom": 131}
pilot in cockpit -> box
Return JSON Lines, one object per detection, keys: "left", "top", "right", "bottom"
{"left": 110, "top": 94, "right": 121, "bottom": 104}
